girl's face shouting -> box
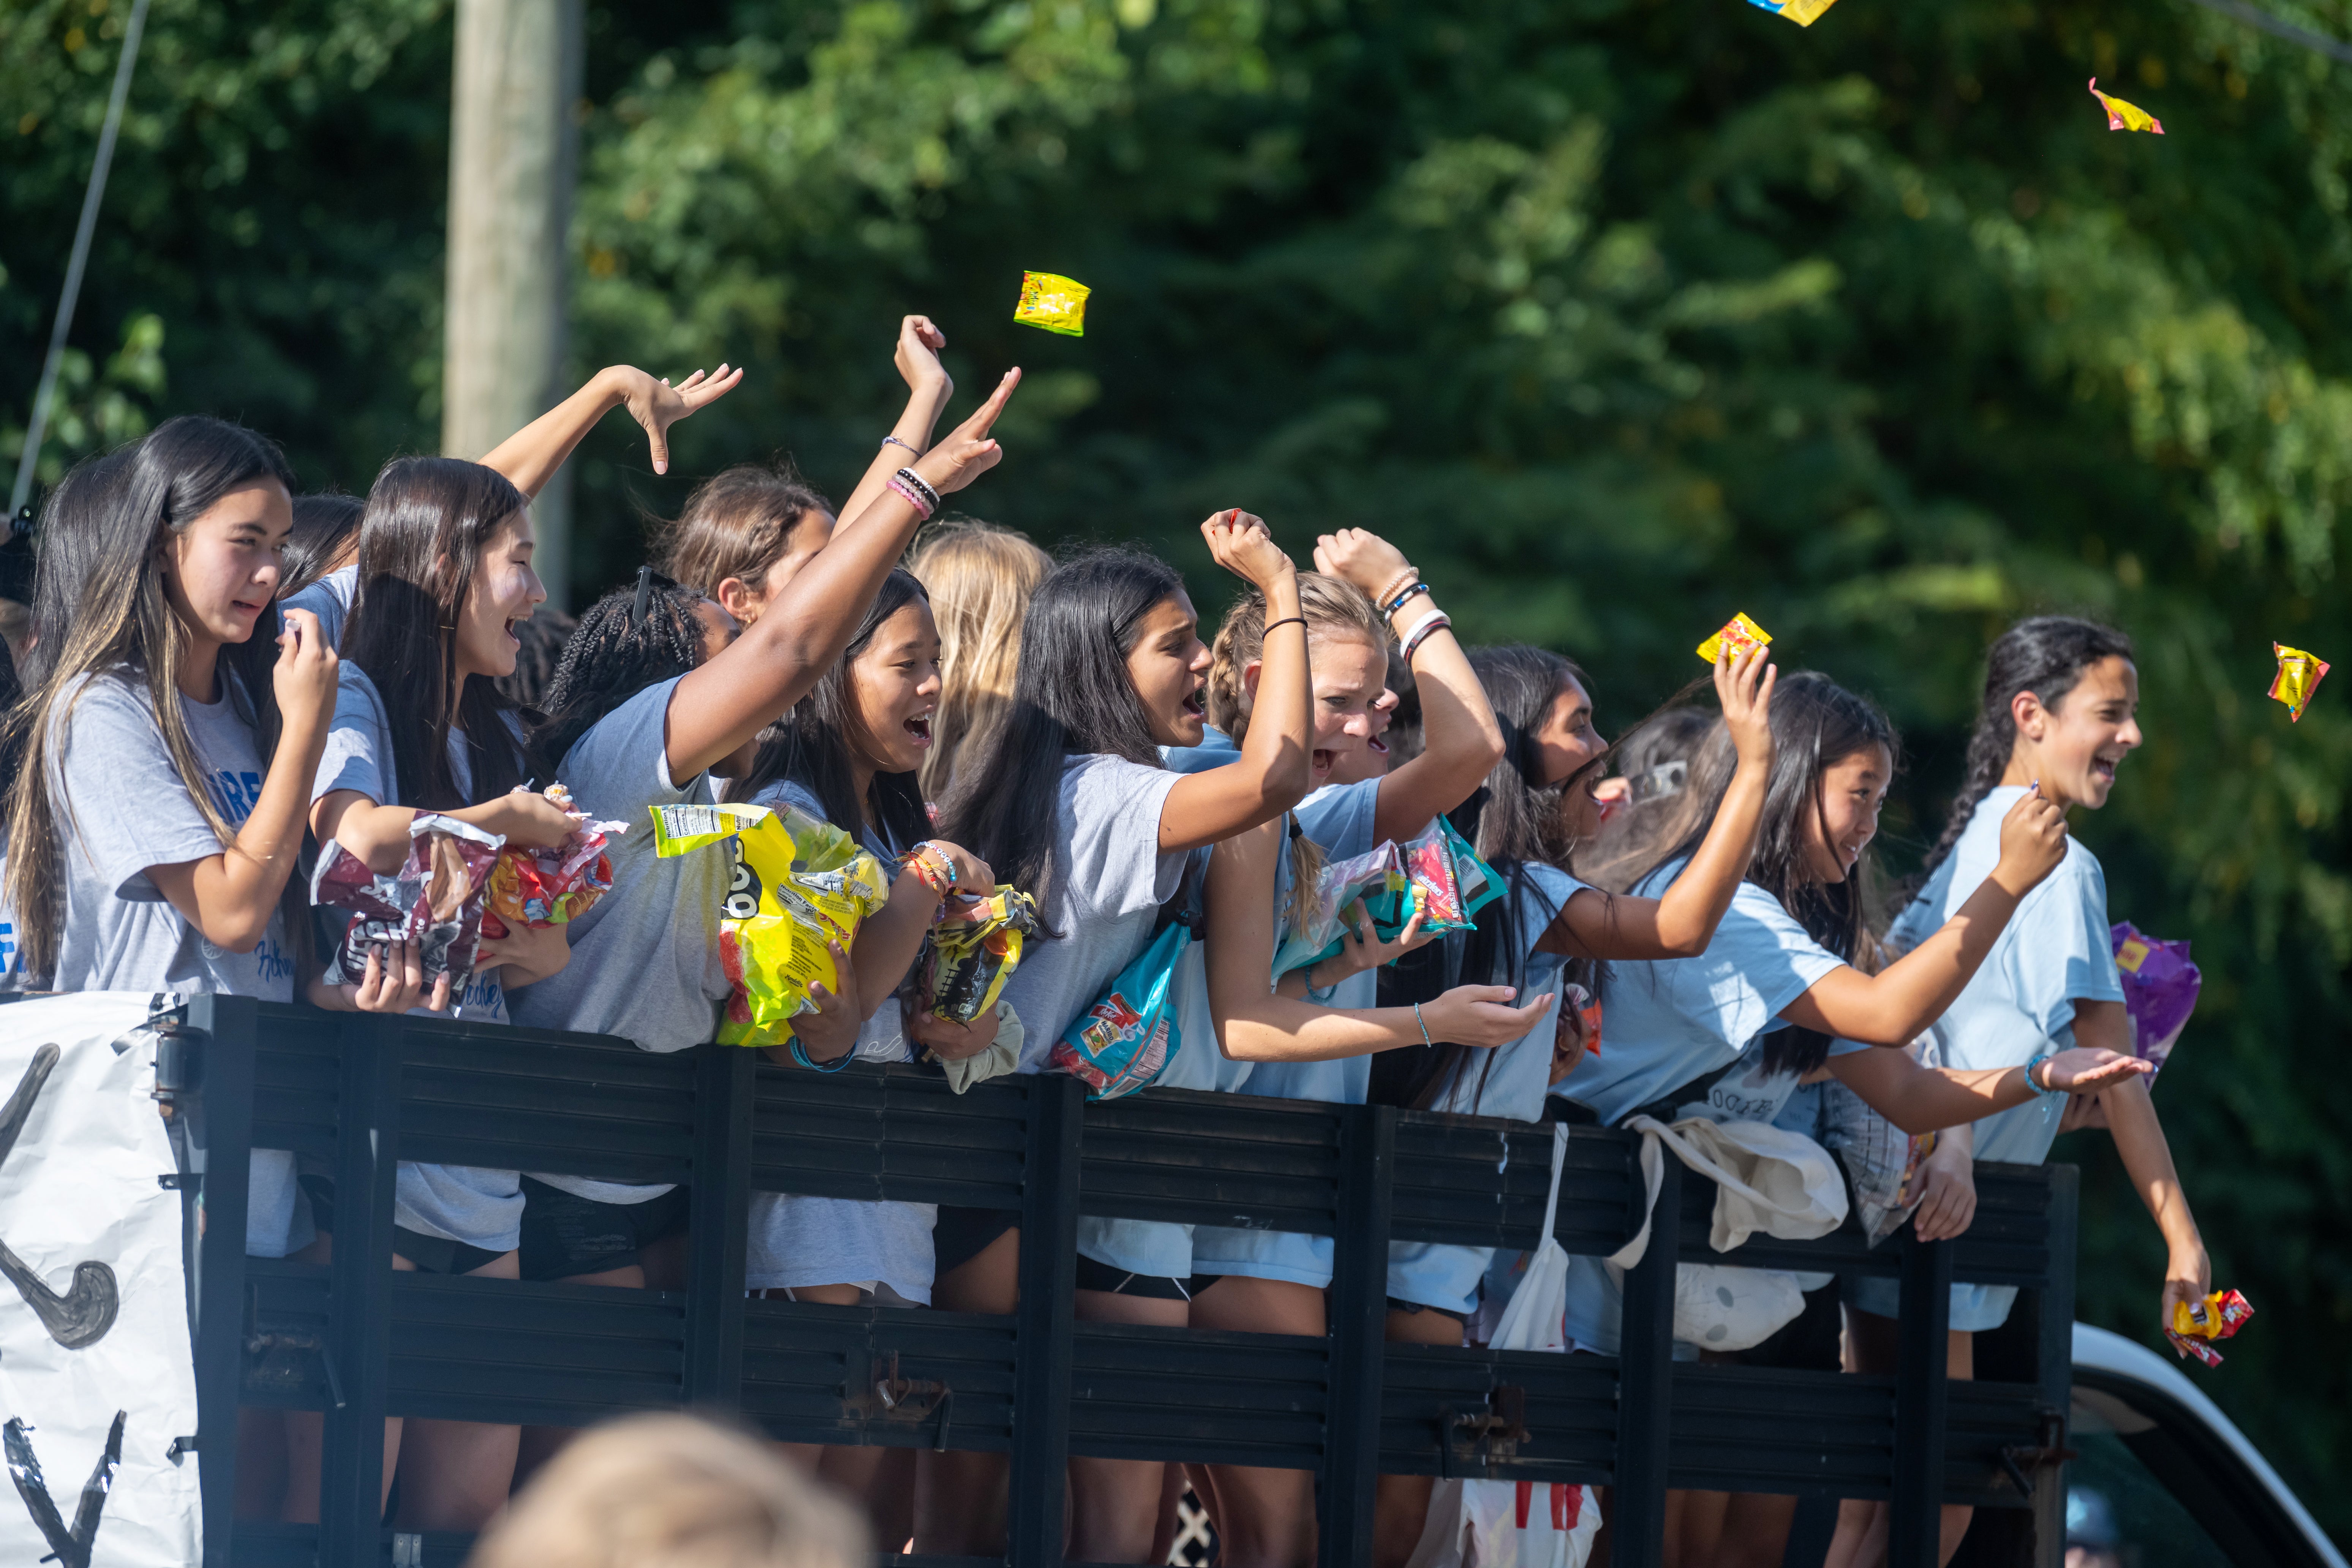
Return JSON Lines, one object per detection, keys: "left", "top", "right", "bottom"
{"left": 2017, "top": 656, "right": 2142, "bottom": 811}
{"left": 849, "top": 600, "right": 944, "bottom": 777}
{"left": 453, "top": 514, "right": 548, "bottom": 680}
{"left": 1127, "top": 593, "right": 1212, "bottom": 748}
{"left": 1250, "top": 628, "right": 1384, "bottom": 787}
{"left": 164, "top": 480, "right": 295, "bottom": 648}
{"left": 1799, "top": 743, "right": 1893, "bottom": 885}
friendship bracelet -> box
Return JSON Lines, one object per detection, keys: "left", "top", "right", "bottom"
{"left": 880, "top": 435, "right": 920, "bottom": 457}
{"left": 1373, "top": 567, "right": 1420, "bottom": 609}
{"left": 790, "top": 1034, "right": 858, "bottom": 1074}
{"left": 1399, "top": 610, "right": 1453, "bottom": 664}
{"left": 1384, "top": 581, "right": 1432, "bottom": 616}
{"left": 895, "top": 466, "right": 943, "bottom": 511}
{"left": 2022, "top": 1052, "right": 2058, "bottom": 1095}
{"left": 906, "top": 840, "right": 959, "bottom": 890}
{"left": 1263, "top": 615, "right": 1308, "bottom": 637}
{"left": 887, "top": 476, "right": 936, "bottom": 520}
{"left": 1413, "top": 1002, "right": 1433, "bottom": 1048}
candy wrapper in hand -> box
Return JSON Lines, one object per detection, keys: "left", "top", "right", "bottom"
{"left": 2111, "top": 922, "right": 2200, "bottom": 1076}
{"left": 1696, "top": 612, "right": 1772, "bottom": 665}
{"left": 649, "top": 801, "right": 890, "bottom": 1045}
{"left": 312, "top": 814, "right": 504, "bottom": 996}
{"left": 1364, "top": 818, "right": 1504, "bottom": 940}
{"left": 920, "top": 885, "right": 1040, "bottom": 1024}
{"left": 2167, "top": 1288, "right": 2252, "bottom": 1367}
{"left": 2268, "top": 643, "right": 2328, "bottom": 722}
{"left": 483, "top": 783, "right": 629, "bottom": 936}
{"left": 1272, "top": 842, "right": 1407, "bottom": 978}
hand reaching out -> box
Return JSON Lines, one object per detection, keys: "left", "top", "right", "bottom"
{"left": 1713, "top": 643, "right": 1777, "bottom": 774}
{"left": 612, "top": 364, "right": 744, "bottom": 475}
{"left": 1420, "top": 985, "right": 1552, "bottom": 1048}
{"left": 2037, "top": 1046, "right": 2152, "bottom": 1095}
{"left": 1201, "top": 510, "right": 1293, "bottom": 591}
{"left": 909, "top": 369, "right": 1021, "bottom": 498}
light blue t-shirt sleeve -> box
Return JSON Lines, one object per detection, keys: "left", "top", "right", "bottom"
{"left": 1293, "top": 779, "right": 1381, "bottom": 862}
{"left": 2002, "top": 852, "right": 2124, "bottom": 1039}
{"left": 1674, "top": 882, "right": 1849, "bottom": 1049}
{"left": 313, "top": 664, "right": 396, "bottom": 806}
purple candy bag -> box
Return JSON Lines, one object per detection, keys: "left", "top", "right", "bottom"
{"left": 2110, "top": 921, "right": 2200, "bottom": 1075}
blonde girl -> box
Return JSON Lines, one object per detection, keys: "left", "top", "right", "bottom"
{"left": 906, "top": 518, "right": 1052, "bottom": 798}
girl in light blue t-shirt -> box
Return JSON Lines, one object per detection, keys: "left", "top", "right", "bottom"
{"left": 1832, "top": 617, "right": 2210, "bottom": 1566}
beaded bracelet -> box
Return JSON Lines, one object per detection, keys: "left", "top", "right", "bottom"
{"left": 2022, "top": 1052, "right": 2058, "bottom": 1095}
{"left": 888, "top": 476, "right": 935, "bottom": 520}
{"left": 895, "top": 466, "right": 942, "bottom": 511}
{"left": 1384, "top": 581, "right": 1432, "bottom": 616}
{"left": 1373, "top": 566, "right": 1420, "bottom": 609}
{"left": 1413, "top": 1002, "right": 1433, "bottom": 1047}
{"left": 902, "top": 840, "right": 958, "bottom": 892}
{"left": 1399, "top": 610, "right": 1453, "bottom": 664}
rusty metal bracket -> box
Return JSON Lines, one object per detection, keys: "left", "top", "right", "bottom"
{"left": 1438, "top": 1383, "right": 1531, "bottom": 1477}
{"left": 1998, "top": 1409, "right": 2077, "bottom": 1500}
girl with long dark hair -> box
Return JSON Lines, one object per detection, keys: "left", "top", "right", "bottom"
{"left": 1826, "top": 618, "right": 2208, "bottom": 1568}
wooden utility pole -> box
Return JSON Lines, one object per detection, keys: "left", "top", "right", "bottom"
{"left": 442, "top": 0, "right": 584, "bottom": 608}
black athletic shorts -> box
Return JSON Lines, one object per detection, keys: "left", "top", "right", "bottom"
{"left": 517, "top": 1177, "right": 690, "bottom": 1281}
{"left": 933, "top": 1205, "right": 1020, "bottom": 1277}
{"left": 297, "top": 1173, "right": 510, "bottom": 1276}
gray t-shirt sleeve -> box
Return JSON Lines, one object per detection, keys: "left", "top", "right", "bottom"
{"left": 314, "top": 663, "right": 397, "bottom": 806}
{"left": 1061, "top": 755, "right": 1186, "bottom": 919}
{"left": 55, "top": 675, "right": 229, "bottom": 900}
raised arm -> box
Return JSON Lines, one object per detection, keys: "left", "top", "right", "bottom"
{"left": 1544, "top": 646, "right": 1776, "bottom": 961}
{"left": 148, "top": 611, "right": 337, "bottom": 952}
{"left": 477, "top": 363, "right": 744, "bottom": 496}
{"left": 1312, "top": 530, "right": 1505, "bottom": 844}
{"left": 1827, "top": 1038, "right": 2149, "bottom": 1135}
{"left": 659, "top": 368, "right": 1021, "bottom": 781}
{"left": 1205, "top": 819, "right": 1551, "bottom": 1064}
{"left": 1777, "top": 789, "right": 2070, "bottom": 1044}
{"left": 833, "top": 316, "right": 958, "bottom": 528}
{"left": 1158, "top": 514, "right": 1314, "bottom": 850}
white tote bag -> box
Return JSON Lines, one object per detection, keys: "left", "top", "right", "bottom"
{"left": 1405, "top": 1124, "right": 1603, "bottom": 1568}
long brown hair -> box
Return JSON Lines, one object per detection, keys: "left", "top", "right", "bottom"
{"left": 4, "top": 417, "right": 297, "bottom": 977}
{"left": 340, "top": 457, "right": 531, "bottom": 810}
{"left": 655, "top": 460, "right": 830, "bottom": 603}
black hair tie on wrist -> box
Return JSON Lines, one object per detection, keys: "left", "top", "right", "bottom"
{"left": 1263, "top": 615, "right": 1308, "bottom": 636}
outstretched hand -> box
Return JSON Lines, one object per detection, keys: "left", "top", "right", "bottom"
{"left": 910, "top": 368, "right": 1021, "bottom": 498}
{"left": 617, "top": 364, "right": 745, "bottom": 475}
{"left": 1714, "top": 643, "right": 1777, "bottom": 774}
{"left": 1422, "top": 984, "right": 1552, "bottom": 1048}
{"left": 2039, "top": 1046, "right": 2153, "bottom": 1095}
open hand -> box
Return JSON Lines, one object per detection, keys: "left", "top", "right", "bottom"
{"left": 910, "top": 369, "right": 1020, "bottom": 497}
{"left": 1421, "top": 984, "right": 1552, "bottom": 1048}
{"left": 615, "top": 364, "right": 744, "bottom": 476}
{"left": 1714, "top": 643, "right": 1777, "bottom": 774}
{"left": 352, "top": 938, "right": 449, "bottom": 1014}
{"left": 475, "top": 918, "right": 570, "bottom": 988}
{"left": 2038, "top": 1046, "right": 2151, "bottom": 1095}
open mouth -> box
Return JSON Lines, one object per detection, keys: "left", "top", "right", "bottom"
{"left": 904, "top": 714, "right": 934, "bottom": 747}
{"left": 503, "top": 617, "right": 523, "bottom": 648}
{"left": 1311, "top": 748, "right": 1335, "bottom": 773}
{"left": 2090, "top": 754, "right": 2120, "bottom": 785}
{"left": 1180, "top": 689, "right": 1205, "bottom": 719}
{"left": 231, "top": 599, "right": 266, "bottom": 619}
{"left": 1367, "top": 735, "right": 1390, "bottom": 756}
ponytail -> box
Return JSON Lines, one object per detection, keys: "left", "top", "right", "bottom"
{"left": 1918, "top": 616, "right": 2134, "bottom": 882}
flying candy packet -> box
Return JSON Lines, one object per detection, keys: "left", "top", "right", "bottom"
{"left": 1271, "top": 842, "right": 1408, "bottom": 978}
{"left": 1745, "top": 0, "right": 1839, "bottom": 24}
{"left": 1696, "top": 612, "right": 1773, "bottom": 665}
{"left": 312, "top": 815, "right": 504, "bottom": 1000}
{"left": 2166, "top": 1288, "right": 2253, "bottom": 1367}
{"left": 2088, "top": 77, "right": 2164, "bottom": 134}
{"left": 1014, "top": 271, "right": 1090, "bottom": 337}
{"left": 2268, "top": 643, "right": 2328, "bottom": 722}
{"left": 2110, "top": 922, "right": 2200, "bottom": 1077}
{"left": 482, "top": 782, "right": 628, "bottom": 936}
{"left": 648, "top": 801, "right": 891, "bottom": 1046}
{"left": 918, "top": 885, "right": 1041, "bottom": 1024}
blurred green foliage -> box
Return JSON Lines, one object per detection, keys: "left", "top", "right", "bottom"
{"left": 3, "top": 0, "right": 2350, "bottom": 1535}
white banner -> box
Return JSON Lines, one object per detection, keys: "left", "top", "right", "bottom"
{"left": 0, "top": 993, "right": 201, "bottom": 1568}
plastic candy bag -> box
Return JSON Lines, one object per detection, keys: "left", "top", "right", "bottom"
{"left": 2110, "top": 922, "right": 2200, "bottom": 1076}
{"left": 482, "top": 783, "right": 628, "bottom": 937}
{"left": 919, "top": 885, "right": 1040, "bottom": 1023}
{"left": 2167, "top": 1288, "right": 2252, "bottom": 1367}
{"left": 1696, "top": 612, "right": 1772, "bottom": 665}
{"left": 648, "top": 801, "right": 891, "bottom": 1046}
{"left": 2088, "top": 77, "right": 2165, "bottom": 134}
{"left": 2269, "top": 643, "right": 2328, "bottom": 722}
{"left": 1745, "top": 0, "right": 1839, "bottom": 24}
{"left": 1365, "top": 819, "right": 1503, "bottom": 939}
{"left": 1271, "top": 842, "right": 1407, "bottom": 978}
{"left": 1014, "top": 271, "right": 1090, "bottom": 337}
{"left": 312, "top": 814, "right": 503, "bottom": 998}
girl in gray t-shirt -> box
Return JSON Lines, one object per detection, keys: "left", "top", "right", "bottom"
{"left": 2, "top": 417, "right": 338, "bottom": 1265}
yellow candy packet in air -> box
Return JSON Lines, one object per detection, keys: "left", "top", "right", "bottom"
{"left": 2269, "top": 642, "right": 2329, "bottom": 722}
{"left": 1015, "top": 271, "right": 1091, "bottom": 337}
{"left": 648, "top": 801, "right": 891, "bottom": 1045}
{"left": 1696, "top": 612, "right": 1773, "bottom": 665}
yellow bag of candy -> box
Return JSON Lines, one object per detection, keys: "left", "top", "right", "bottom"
{"left": 648, "top": 801, "right": 891, "bottom": 1046}
{"left": 919, "top": 886, "right": 1041, "bottom": 1023}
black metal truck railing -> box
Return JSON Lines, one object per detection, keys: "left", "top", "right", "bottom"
{"left": 161, "top": 996, "right": 2078, "bottom": 1568}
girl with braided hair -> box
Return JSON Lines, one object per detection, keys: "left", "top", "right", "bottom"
{"left": 1828, "top": 617, "right": 2210, "bottom": 1568}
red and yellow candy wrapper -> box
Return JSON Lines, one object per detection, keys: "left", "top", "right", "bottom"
{"left": 1014, "top": 271, "right": 1090, "bottom": 337}
{"left": 2088, "top": 77, "right": 2164, "bottom": 134}
{"left": 918, "top": 886, "right": 1041, "bottom": 1023}
{"left": 2166, "top": 1287, "right": 2253, "bottom": 1367}
{"left": 311, "top": 814, "right": 503, "bottom": 1000}
{"left": 1696, "top": 612, "right": 1772, "bottom": 665}
{"left": 648, "top": 801, "right": 891, "bottom": 1045}
{"left": 482, "top": 784, "right": 628, "bottom": 936}
{"left": 2268, "top": 643, "right": 2328, "bottom": 722}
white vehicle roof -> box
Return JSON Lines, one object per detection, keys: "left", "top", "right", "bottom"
{"left": 2072, "top": 1321, "right": 2346, "bottom": 1568}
